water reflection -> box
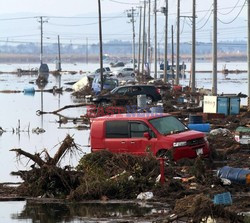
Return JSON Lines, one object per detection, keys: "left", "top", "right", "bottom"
{"left": 11, "top": 201, "right": 165, "bottom": 222}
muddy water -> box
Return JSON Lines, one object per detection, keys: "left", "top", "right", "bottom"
{"left": 0, "top": 200, "right": 169, "bottom": 222}
{"left": 0, "top": 65, "right": 92, "bottom": 183}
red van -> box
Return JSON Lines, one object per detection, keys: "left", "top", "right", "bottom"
{"left": 90, "top": 113, "right": 210, "bottom": 161}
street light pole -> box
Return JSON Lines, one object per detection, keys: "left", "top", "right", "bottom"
{"left": 191, "top": 0, "right": 196, "bottom": 93}
{"left": 148, "top": 0, "right": 151, "bottom": 75}
{"left": 137, "top": 6, "right": 142, "bottom": 76}
{"left": 154, "top": 0, "right": 157, "bottom": 79}
{"left": 98, "top": 0, "right": 104, "bottom": 91}
{"left": 163, "top": 0, "right": 168, "bottom": 83}
{"left": 142, "top": 0, "right": 146, "bottom": 76}
{"left": 176, "top": 0, "right": 180, "bottom": 85}
{"left": 212, "top": 0, "right": 217, "bottom": 96}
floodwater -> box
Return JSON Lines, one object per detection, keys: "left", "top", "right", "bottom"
{"left": 0, "top": 61, "right": 248, "bottom": 222}
{"left": 0, "top": 200, "right": 169, "bottom": 223}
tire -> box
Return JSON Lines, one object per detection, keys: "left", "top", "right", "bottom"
{"left": 118, "top": 73, "right": 122, "bottom": 78}
{"left": 131, "top": 73, "right": 135, "bottom": 77}
{"left": 146, "top": 95, "right": 153, "bottom": 104}
{"left": 156, "top": 149, "right": 169, "bottom": 158}
{"left": 100, "top": 99, "right": 109, "bottom": 106}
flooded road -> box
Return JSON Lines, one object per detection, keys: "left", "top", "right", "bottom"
{"left": 0, "top": 62, "right": 248, "bottom": 222}
{"left": 0, "top": 64, "right": 92, "bottom": 182}
{"left": 0, "top": 61, "right": 248, "bottom": 183}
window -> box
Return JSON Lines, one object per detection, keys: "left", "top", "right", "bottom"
{"left": 104, "top": 79, "right": 118, "bottom": 87}
{"left": 116, "top": 87, "right": 128, "bottom": 94}
{"left": 149, "top": 116, "right": 187, "bottom": 135}
{"left": 131, "top": 86, "right": 142, "bottom": 92}
{"left": 106, "top": 121, "right": 129, "bottom": 138}
{"left": 130, "top": 122, "right": 149, "bottom": 138}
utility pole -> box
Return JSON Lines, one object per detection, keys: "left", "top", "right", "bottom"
{"left": 86, "top": 37, "right": 88, "bottom": 64}
{"left": 142, "top": 0, "right": 146, "bottom": 76}
{"left": 38, "top": 16, "right": 47, "bottom": 65}
{"left": 98, "top": 0, "right": 104, "bottom": 91}
{"left": 148, "top": 0, "right": 151, "bottom": 76}
{"left": 171, "top": 25, "right": 174, "bottom": 79}
{"left": 162, "top": 1, "right": 168, "bottom": 83}
{"left": 191, "top": 0, "right": 196, "bottom": 93}
{"left": 176, "top": 0, "right": 180, "bottom": 85}
{"left": 212, "top": 0, "right": 217, "bottom": 95}
{"left": 137, "top": 6, "right": 142, "bottom": 76}
{"left": 57, "top": 35, "right": 61, "bottom": 72}
{"left": 154, "top": 0, "right": 157, "bottom": 79}
{"left": 248, "top": 0, "right": 250, "bottom": 107}
{"left": 127, "top": 8, "right": 136, "bottom": 72}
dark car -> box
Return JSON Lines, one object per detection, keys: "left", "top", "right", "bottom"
{"left": 92, "top": 85, "right": 162, "bottom": 104}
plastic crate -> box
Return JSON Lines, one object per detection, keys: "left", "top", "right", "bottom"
{"left": 213, "top": 192, "right": 232, "bottom": 205}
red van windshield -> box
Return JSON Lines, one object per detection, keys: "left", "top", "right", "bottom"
{"left": 149, "top": 116, "right": 188, "bottom": 135}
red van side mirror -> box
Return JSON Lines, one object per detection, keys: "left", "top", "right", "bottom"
{"left": 143, "top": 132, "right": 151, "bottom": 140}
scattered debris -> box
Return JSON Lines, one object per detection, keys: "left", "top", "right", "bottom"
{"left": 32, "top": 127, "right": 45, "bottom": 134}
{"left": 137, "top": 192, "right": 154, "bottom": 200}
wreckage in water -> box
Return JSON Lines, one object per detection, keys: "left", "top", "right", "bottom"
{"left": 36, "top": 63, "right": 49, "bottom": 84}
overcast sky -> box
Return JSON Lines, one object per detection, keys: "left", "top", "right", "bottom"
{"left": 0, "top": 0, "right": 247, "bottom": 17}
{"left": 0, "top": 0, "right": 247, "bottom": 44}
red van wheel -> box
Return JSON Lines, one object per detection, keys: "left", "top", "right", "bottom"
{"left": 156, "top": 149, "right": 170, "bottom": 159}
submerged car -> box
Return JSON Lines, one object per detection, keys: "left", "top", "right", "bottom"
{"left": 90, "top": 113, "right": 210, "bottom": 161}
{"left": 88, "top": 67, "right": 112, "bottom": 79}
{"left": 92, "top": 85, "right": 161, "bottom": 104}
{"left": 110, "top": 61, "right": 125, "bottom": 68}
{"left": 92, "top": 75, "right": 119, "bottom": 94}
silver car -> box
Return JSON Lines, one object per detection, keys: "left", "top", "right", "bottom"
{"left": 113, "top": 67, "right": 135, "bottom": 78}
{"left": 88, "top": 67, "right": 112, "bottom": 79}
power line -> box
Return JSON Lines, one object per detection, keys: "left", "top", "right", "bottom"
{"left": 218, "top": 0, "right": 242, "bottom": 15}
{"left": 0, "top": 16, "right": 36, "bottom": 21}
{"left": 218, "top": 0, "right": 246, "bottom": 24}
{"left": 109, "top": 0, "right": 139, "bottom": 5}
{"left": 196, "top": 10, "right": 213, "bottom": 30}
{"left": 196, "top": 4, "right": 213, "bottom": 25}
{"left": 47, "top": 17, "right": 123, "bottom": 27}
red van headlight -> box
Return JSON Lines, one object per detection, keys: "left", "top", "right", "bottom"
{"left": 173, "top": 141, "right": 187, "bottom": 147}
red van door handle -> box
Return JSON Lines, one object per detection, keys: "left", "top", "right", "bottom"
{"left": 131, "top": 141, "right": 135, "bottom": 144}
{"left": 121, "top": 141, "right": 126, "bottom": 144}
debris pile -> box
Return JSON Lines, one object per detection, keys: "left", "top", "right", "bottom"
{"left": 173, "top": 194, "right": 243, "bottom": 222}
{"left": 6, "top": 111, "right": 250, "bottom": 222}
{"left": 71, "top": 150, "right": 160, "bottom": 200}
{"left": 10, "top": 135, "right": 82, "bottom": 198}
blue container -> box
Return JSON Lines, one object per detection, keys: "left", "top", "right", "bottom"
{"left": 217, "top": 166, "right": 250, "bottom": 184}
{"left": 177, "top": 97, "right": 184, "bottom": 103}
{"left": 213, "top": 192, "right": 232, "bottom": 205}
{"left": 150, "top": 106, "right": 164, "bottom": 113}
{"left": 189, "top": 115, "right": 203, "bottom": 124}
{"left": 217, "top": 97, "right": 229, "bottom": 116}
{"left": 23, "top": 87, "right": 35, "bottom": 95}
{"left": 230, "top": 97, "right": 240, "bottom": 115}
{"left": 188, "top": 123, "right": 210, "bottom": 133}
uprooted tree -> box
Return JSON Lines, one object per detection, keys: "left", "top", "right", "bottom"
{"left": 10, "top": 136, "right": 162, "bottom": 200}
{"left": 10, "top": 134, "right": 83, "bottom": 198}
